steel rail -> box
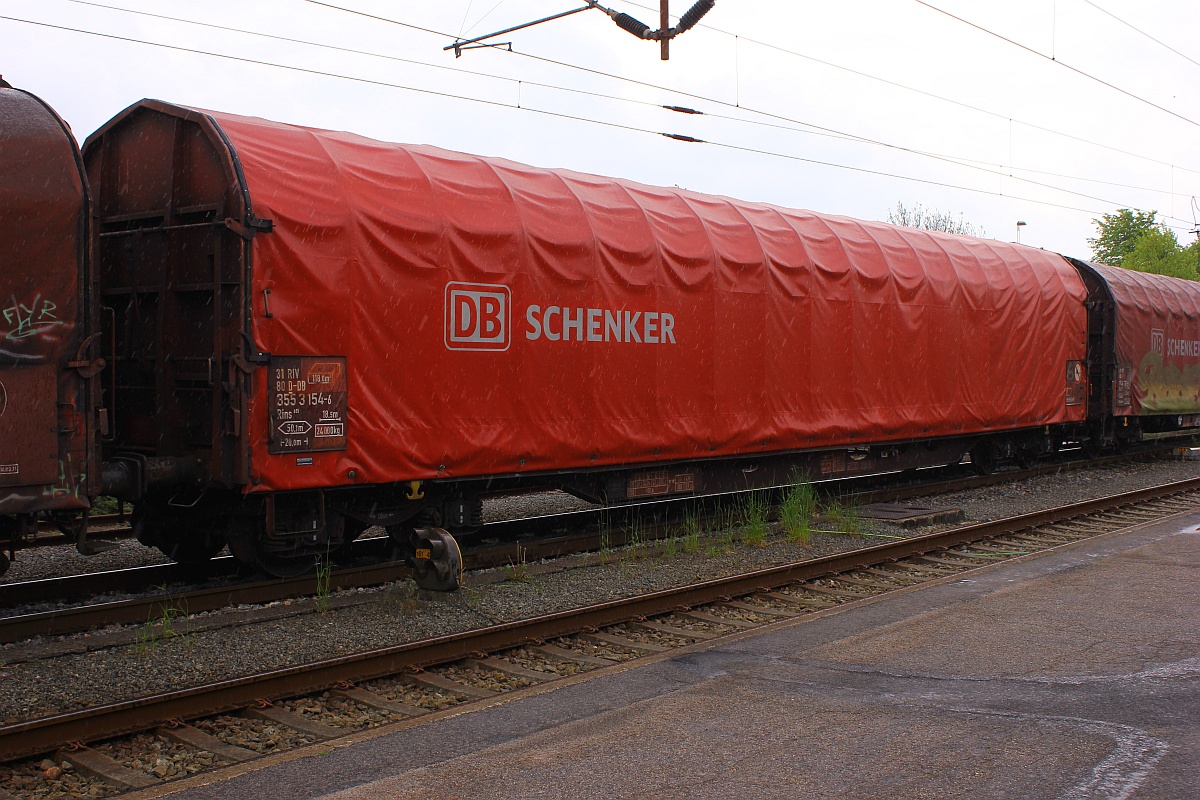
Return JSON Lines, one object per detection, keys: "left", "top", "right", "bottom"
{"left": 2, "top": 475, "right": 1197, "bottom": 762}
{"left": 0, "top": 518, "right": 690, "bottom": 642}
{"left": 0, "top": 450, "right": 1176, "bottom": 639}
{"left": 18, "top": 449, "right": 1157, "bottom": 548}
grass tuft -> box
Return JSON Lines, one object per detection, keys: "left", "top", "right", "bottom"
{"left": 824, "top": 496, "right": 863, "bottom": 536}
{"left": 314, "top": 554, "right": 333, "bottom": 614}
{"left": 135, "top": 602, "right": 192, "bottom": 654}
{"left": 682, "top": 512, "right": 702, "bottom": 553}
{"left": 504, "top": 544, "right": 531, "bottom": 582}
{"left": 740, "top": 491, "right": 769, "bottom": 547}
{"left": 781, "top": 476, "right": 818, "bottom": 544}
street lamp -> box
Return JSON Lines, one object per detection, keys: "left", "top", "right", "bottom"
{"left": 1016, "top": 220, "right": 1027, "bottom": 244}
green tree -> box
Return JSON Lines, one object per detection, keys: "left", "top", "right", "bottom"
{"left": 1089, "top": 208, "right": 1200, "bottom": 279}
{"left": 1121, "top": 227, "right": 1200, "bottom": 280}
{"left": 1087, "top": 209, "right": 1159, "bottom": 266}
{"left": 887, "top": 201, "right": 985, "bottom": 237}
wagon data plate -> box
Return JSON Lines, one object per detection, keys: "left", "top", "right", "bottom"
{"left": 268, "top": 356, "right": 348, "bottom": 454}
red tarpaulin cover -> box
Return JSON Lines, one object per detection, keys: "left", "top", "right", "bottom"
{"left": 197, "top": 110, "right": 1089, "bottom": 492}
{"left": 1089, "top": 261, "right": 1200, "bottom": 415}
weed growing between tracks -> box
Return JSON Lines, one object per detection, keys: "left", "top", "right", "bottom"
{"left": 662, "top": 536, "right": 679, "bottom": 558}
{"left": 781, "top": 476, "right": 818, "bottom": 544}
{"left": 682, "top": 511, "right": 702, "bottom": 554}
{"left": 824, "top": 497, "right": 864, "bottom": 536}
{"left": 597, "top": 509, "right": 616, "bottom": 565}
{"left": 134, "top": 602, "right": 194, "bottom": 655}
{"left": 505, "top": 545, "right": 531, "bottom": 583}
{"left": 314, "top": 553, "right": 333, "bottom": 615}
{"left": 740, "top": 492, "right": 770, "bottom": 547}
{"left": 625, "top": 518, "right": 649, "bottom": 561}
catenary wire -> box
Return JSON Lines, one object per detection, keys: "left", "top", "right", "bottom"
{"left": 3, "top": 12, "right": 1155, "bottom": 227}
{"left": 1081, "top": 0, "right": 1200, "bottom": 72}
{"left": 293, "top": 0, "right": 1200, "bottom": 221}
{"left": 912, "top": 0, "right": 1200, "bottom": 129}
{"left": 312, "top": 0, "right": 1200, "bottom": 179}
{"left": 613, "top": 0, "right": 1200, "bottom": 177}
{"left": 51, "top": 0, "right": 1196, "bottom": 215}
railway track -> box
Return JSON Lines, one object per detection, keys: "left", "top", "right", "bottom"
{"left": 1, "top": 476, "right": 1198, "bottom": 796}
{"left": 0, "top": 450, "right": 1178, "bottom": 645}
{"left": 14, "top": 448, "right": 1152, "bottom": 549}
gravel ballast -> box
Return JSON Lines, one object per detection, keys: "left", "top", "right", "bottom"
{"left": 0, "top": 457, "right": 1196, "bottom": 725}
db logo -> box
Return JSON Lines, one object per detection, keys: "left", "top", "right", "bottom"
{"left": 445, "top": 282, "right": 510, "bottom": 351}
{"left": 1151, "top": 328, "right": 1165, "bottom": 356}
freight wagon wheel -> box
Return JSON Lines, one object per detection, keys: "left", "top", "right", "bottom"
{"left": 224, "top": 518, "right": 319, "bottom": 579}
{"left": 396, "top": 526, "right": 462, "bottom": 592}
{"left": 158, "top": 517, "right": 228, "bottom": 565}
{"left": 132, "top": 506, "right": 227, "bottom": 565}
{"left": 0, "top": 518, "right": 16, "bottom": 577}
{"left": 332, "top": 519, "right": 371, "bottom": 564}
{"left": 163, "top": 531, "right": 228, "bottom": 565}
{"left": 969, "top": 441, "right": 997, "bottom": 475}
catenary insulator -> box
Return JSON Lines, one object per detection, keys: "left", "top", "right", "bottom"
{"left": 675, "top": 0, "right": 715, "bottom": 34}
{"left": 613, "top": 12, "right": 652, "bottom": 39}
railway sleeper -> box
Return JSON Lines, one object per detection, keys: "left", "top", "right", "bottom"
{"left": 892, "top": 560, "right": 959, "bottom": 575}
{"left": 157, "top": 723, "right": 257, "bottom": 763}
{"left": 717, "top": 600, "right": 796, "bottom": 618}
{"left": 1006, "top": 530, "right": 1080, "bottom": 543}
{"left": 1140, "top": 499, "right": 1198, "bottom": 511}
{"left": 831, "top": 574, "right": 903, "bottom": 590}
{"left": 967, "top": 542, "right": 1032, "bottom": 554}
{"left": 1101, "top": 508, "right": 1165, "bottom": 520}
{"left": 330, "top": 688, "right": 427, "bottom": 718}
{"left": 53, "top": 746, "right": 157, "bottom": 791}
{"left": 912, "top": 554, "right": 985, "bottom": 569}
{"left": 954, "top": 547, "right": 1017, "bottom": 560}
{"left": 1048, "top": 519, "right": 1114, "bottom": 531}
{"left": 1090, "top": 514, "right": 1145, "bottom": 526}
{"left": 859, "top": 567, "right": 924, "bottom": 584}
{"left": 628, "top": 619, "right": 721, "bottom": 640}
{"left": 530, "top": 643, "right": 618, "bottom": 667}
{"left": 464, "top": 657, "right": 555, "bottom": 682}
{"left": 996, "top": 536, "right": 1073, "bottom": 550}
{"left": 792, "top": 583, "right": 864, "bottom": 601}
{"left": 579, "top": 630, "right": 670, "bottom": 653}
{"left": 675, "top": 610, "right": 758, "bottom": 629}
{"left": 244, "top": 706, "right": 341, "bottom": 741}
{"left": 404, "top": 671, "right": 496, "bottom": 700}
{"left": 764, "top": 590, "right": 838, "bottom": 608}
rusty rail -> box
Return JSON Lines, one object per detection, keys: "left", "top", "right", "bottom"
{"left": 2, "top": 475, "right": 1197, "bottom": 762}
{"left": 0, "top": 449, "right": 1177, "bottom": 641}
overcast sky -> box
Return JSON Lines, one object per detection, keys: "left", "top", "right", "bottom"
{"left": 3, "top": 0, "right": 1198, "bottom": 256}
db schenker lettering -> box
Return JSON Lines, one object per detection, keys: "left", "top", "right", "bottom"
{"left": 524, "top": 305, "right": 676, "bottom": 344}
{"left": 1167, "top": 338, "right": 1200, "bottom": 358}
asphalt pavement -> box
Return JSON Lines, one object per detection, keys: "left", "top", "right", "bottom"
{"left": 153, "top": 511, "right": 1200, "bottom": 800}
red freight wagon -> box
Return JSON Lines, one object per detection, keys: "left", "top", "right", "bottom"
{"left": 83, "top": 100, "right": 1089, "bottom": 583}
{"left": 0, "top": 85, "right": 101, "bottom": 572}
{"left": 1073, "top": 260, "right": 1200, "bottom": 441}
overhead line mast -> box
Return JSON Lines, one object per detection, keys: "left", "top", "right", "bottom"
{"left": 446, "top": 0, "right": 716, "bottom": 60}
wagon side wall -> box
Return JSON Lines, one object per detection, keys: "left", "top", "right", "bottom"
{"left": 188, "top": 109, "right": 1090, "bottom": 493}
